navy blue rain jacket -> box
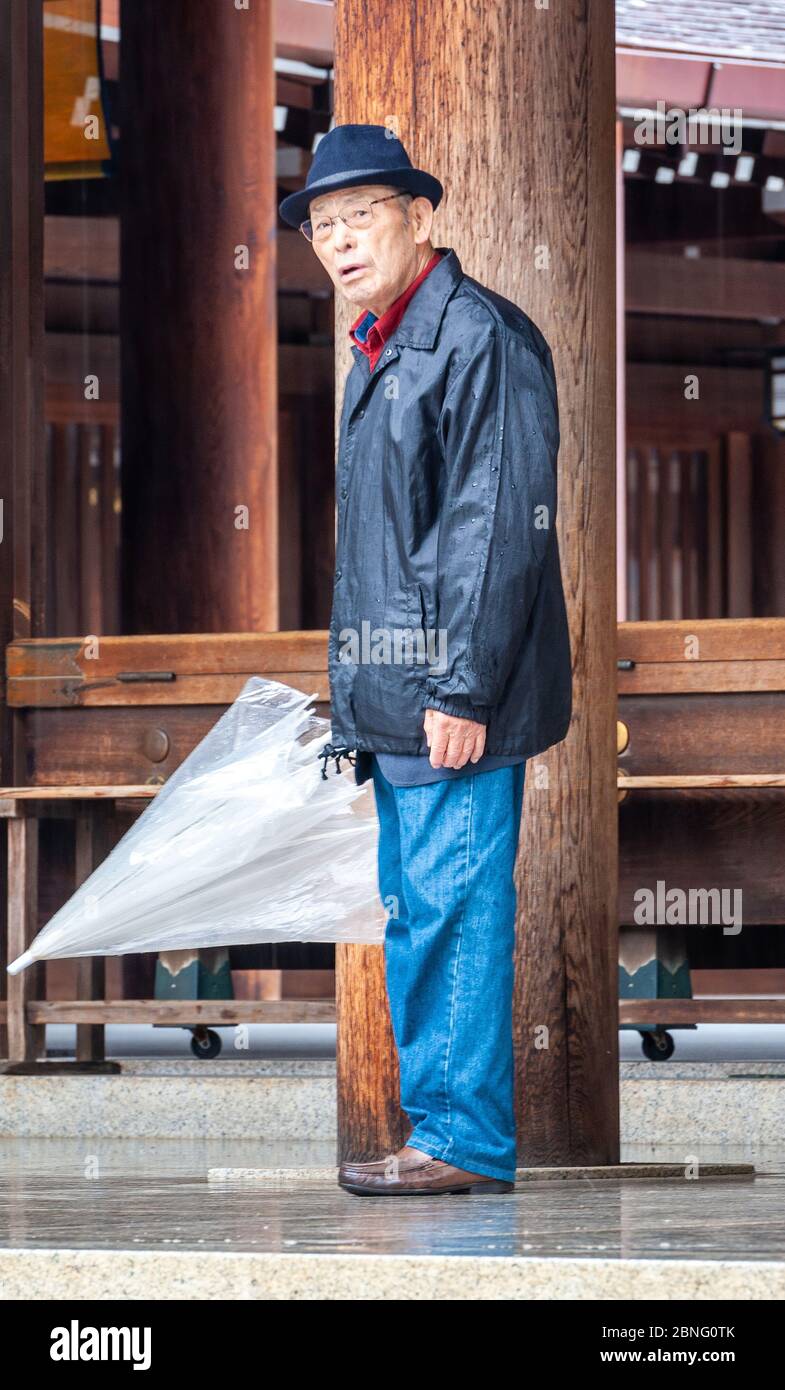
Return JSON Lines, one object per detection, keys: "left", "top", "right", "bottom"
{"left": 326, "top": 246, "right": 573, "bottom": 780}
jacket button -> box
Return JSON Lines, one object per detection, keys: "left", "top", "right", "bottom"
{"left": 335, "top": 568, "right": 342, "bottom": 580}
{"left": 340, "top": 489, "right": 347, "bottom": 499}
{"left": 358, "top": 409, "right": 365, "bottom": 417}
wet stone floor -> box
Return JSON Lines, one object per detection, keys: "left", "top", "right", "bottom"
{"left": 0, "top": 1137, "right": 784, "bottom": 1263}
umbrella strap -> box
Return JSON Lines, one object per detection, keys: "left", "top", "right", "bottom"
{"left": 318, "top": 741, "right": 357, "bottom": 780}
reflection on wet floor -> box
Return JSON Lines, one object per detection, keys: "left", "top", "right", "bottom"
{"left": 1, "top": 1138, "right": 784, "bottom": 1262}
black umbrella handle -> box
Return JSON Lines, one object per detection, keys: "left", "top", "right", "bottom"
{"left": 318, "top": 741, "right": 357, "bottom": 780}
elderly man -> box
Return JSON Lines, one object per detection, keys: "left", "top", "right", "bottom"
{"left": 279, "top": 123, "right": 572, "bottom": 1195}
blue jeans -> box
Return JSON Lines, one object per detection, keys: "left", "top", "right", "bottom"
{"left": 371, "top": 755, "right": 526, "bottom": 1182}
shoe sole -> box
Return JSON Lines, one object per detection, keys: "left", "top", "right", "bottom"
{"left": 338, "top": 1179, "right": 515, "bottom": 1196}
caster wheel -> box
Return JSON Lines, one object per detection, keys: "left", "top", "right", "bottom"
{"left": 190, "top": 1028, "right": 222, "bottom": 1060}
{"left": 641, "top": 1029, "right": 675, "bottom": 1061}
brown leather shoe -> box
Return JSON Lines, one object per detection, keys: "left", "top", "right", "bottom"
{"left": 338, "top": 1144, "right": 515, "bottom": 1196}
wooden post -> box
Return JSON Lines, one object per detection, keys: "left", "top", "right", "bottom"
{"left": 74, "top": 805, "right": 112, "bottom": 1063}
{"left": 119, "top": 0, "right": 279, "bottom": 633}
{"left": 0, "top": 0, "right": 45, "bottom": 1059}
{"left": 5, "top": 810, "right": 44, "bottom": 1065}
{"left": 334, "top": 0, "right": 619, "bottom": 1166}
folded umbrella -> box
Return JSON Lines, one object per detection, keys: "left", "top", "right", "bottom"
{"left": 6, "top": 676, "right": 386, "bottom": 974}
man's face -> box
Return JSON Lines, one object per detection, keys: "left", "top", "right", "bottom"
{"left": 307, "top": 183, "right": 434, "bottom": 315}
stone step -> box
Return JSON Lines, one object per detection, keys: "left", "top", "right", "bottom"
{"left": 2, "top": 1059, "right": 785, "bottom": 1141}
{"left": 1, "top": 1246, "right": 782, "bottom": 1300}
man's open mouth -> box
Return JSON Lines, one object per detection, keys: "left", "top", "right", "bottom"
{"left": 339, "top": 264, "right": 366, "bottom": 279}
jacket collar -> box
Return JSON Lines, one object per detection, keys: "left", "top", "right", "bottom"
{"left": 349, "top": 247, "right": 463, "bottom": 363}
{"left": 392, "top": 246, "right": 463, "bottom": 349}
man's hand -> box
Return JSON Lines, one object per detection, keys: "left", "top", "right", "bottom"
{"left": 423, "top": 707, "right": 486, "bottom": 770}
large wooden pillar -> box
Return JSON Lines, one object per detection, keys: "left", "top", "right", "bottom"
{"left": 335, "top": 2, "right": 619, "bottom": 1165}
{"left": 120, "top": 0, "right": 278, "bottom": 633}
{"left": 0, "top": 0, "right": 45, "bottom": 1052}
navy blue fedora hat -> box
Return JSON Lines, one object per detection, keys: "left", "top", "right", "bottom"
{"left": 278, "top": 122, "right": 443, "bottom": 229}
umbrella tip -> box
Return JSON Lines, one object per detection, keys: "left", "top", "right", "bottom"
{"left": 6, "top": 949, "right": 35, "bottom": 975}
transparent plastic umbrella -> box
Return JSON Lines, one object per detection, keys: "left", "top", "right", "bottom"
{"left": 6, "top": 676, "right": 386, "bottom": 974}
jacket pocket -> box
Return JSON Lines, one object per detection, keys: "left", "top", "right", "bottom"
{"left": 405, "top": 582, "right": 423, "bottom": 630}
{"left": 407, "top": 583, "right": 446, "bottom": 676}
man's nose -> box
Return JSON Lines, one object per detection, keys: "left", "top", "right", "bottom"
{"left": 333, "top": 220, "right": 357, "bottom": 254}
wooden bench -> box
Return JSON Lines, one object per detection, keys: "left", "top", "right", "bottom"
{"left": 0, "top": 632, "right": 336, "bottom": 1071}
{"left": 4, "top": 622, "right": 785, "bottom": 1069}
{"left": 0, "top": 783, "right": 337, "bottom": 1072}
{"left": 617, "top": 617, "right": 785, "bottom": 1054}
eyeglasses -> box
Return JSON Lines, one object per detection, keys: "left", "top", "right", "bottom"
{"left": 300, "top": 192, "right": 410, "bottom": 243}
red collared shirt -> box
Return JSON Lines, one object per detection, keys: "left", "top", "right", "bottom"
{"left": 348, "top": 250, "right": 443, "bottom": 371}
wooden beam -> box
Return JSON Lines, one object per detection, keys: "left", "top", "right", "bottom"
{"left": 6, "top": 630, "right": 329, "bottom": 707}
{"left": 44, "top": 218, "right": 338, "bottom": 305}
{"left": 4, "top": 996, "right": 785, "bottom": 1029}
{"left": 620, "top": 999, "right": 785, "bottom": 1024}
{"left": 44, "top": 337, "right": 331, "bottom": 422}
{"left": 275, "top": 0, "right": 334, "bottom": 68}
{"left": 620, "top": 661, "right": 785, "bottom": 694}
{"left": 627, "top": 363, "right": 763, "bottom": 435}
{"left": 619, "top": 773, "right": 785, "bottom": 788}
{"left": 45, "top": 215, "right": 119, "bottom": 283}
{"left": 618, "top": 616, "right": 785, "bottom": 664}
{"left": 0, "top": 787, "right": 157, "bottom": 802}
{"left": 627, "top": 251, "right": 785, "bottom": 319}
{"left": 25, "top": 998, "right": 336, "bottom": 1024}
{"left": 277, "top": 229, "right": 333, "bottom": 293}
{"left": 45, "top": 332, "right": 120, "bottom": 422}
